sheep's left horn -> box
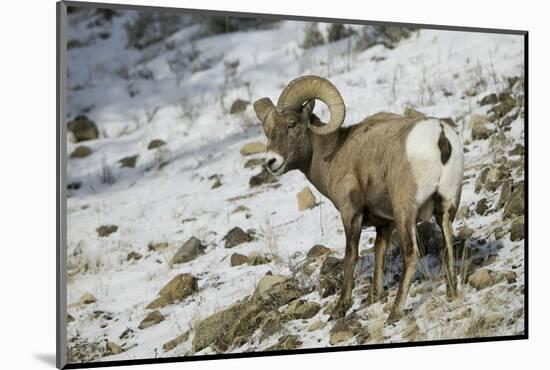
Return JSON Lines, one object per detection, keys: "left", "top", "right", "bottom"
{"left": 276, "top": 75, "right": 346, "bottom": 135}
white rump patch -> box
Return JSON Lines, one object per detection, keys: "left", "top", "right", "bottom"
{"left": 406, "top": 119, "right": 464, "bottom": 207}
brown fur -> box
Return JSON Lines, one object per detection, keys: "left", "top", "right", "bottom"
{"left": 256, "top": 102, "right": 459, "bottom": 321}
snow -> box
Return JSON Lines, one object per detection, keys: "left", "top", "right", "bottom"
{"left": 65, "top": 8, "right": 525, "bottom": 363}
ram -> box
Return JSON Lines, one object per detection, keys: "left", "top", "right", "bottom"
{"left": 253, "top": 75, "right": 464, "bottom": 321}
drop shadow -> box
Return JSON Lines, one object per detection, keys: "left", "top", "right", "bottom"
{"left": 34, "top": 353, "right": 56, "bottom": 367}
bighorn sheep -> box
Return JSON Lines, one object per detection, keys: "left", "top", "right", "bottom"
{"left": 253, "top": 75, "right": 464, "bottom": 321}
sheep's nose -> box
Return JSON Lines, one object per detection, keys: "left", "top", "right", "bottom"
{"left": 267, "top": 158, "right": 276, "bottom": 169}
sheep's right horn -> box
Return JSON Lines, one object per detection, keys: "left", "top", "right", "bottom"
{"left": 276, "top": 75, "right": 346, "bottom": 135}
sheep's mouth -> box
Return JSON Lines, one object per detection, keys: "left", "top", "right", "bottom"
{"left": 268, "top": 162, "right": 286, "bottom": 176}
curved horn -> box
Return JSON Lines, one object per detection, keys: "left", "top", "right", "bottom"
{"left": 276, "top": 75, "right": 345, "bottom": 135}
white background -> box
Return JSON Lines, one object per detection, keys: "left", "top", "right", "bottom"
{"left": 0, "top": 0, "right": 547, "bottom": 368}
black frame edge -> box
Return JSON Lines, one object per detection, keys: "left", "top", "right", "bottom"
{"left": 62, "top": 0, "right": 527, "bottom": 35}
{"left": 57, "top": 1, "right": 68, "bottom": 369}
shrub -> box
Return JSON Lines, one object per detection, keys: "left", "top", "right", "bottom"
{"left": 125, "top": 12, "right": 186, "bottom": 50}
{"left": 195, "top": 15, "right": 279, "bottom": 36}
{"left": 327, "top": 23, "right": 355, "bottom": 42}
{"left": 301, "top": 22, "right": 324, "bottom": 49}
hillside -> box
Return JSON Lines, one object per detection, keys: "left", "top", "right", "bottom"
{"left": 64, "top": 8, "right": 525, "bottom": 363}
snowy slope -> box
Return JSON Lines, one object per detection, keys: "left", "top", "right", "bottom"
{"left": 65, "top": 8, "right": 525, "bottom": 363}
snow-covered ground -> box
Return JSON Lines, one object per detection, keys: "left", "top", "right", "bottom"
{"left": 65, "top": 8, "right": 525, "bottom": 364}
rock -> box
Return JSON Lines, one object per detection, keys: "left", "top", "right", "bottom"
{"left": 297, "top": 187, "right": 317, "bottom": 211}
{"left": 67, "top": 115, "right": 99, "bottom": 142}
{"left": 67, "top": 314, "right": 75, "bottom": 322}
{"left": 232, "top": 205, "right": 250, "bottom": 214}
{"left": 259, "top": 310, "right": 284, "bottom": 339}
{"left": 494, "top": 227, "right": 506, "bottom": 240}
{"left": 208, "top": 174, "right": 222, "bottom": 189}
{"left": 469, "top": 313, "right": 504, "bottom": 335}
{"left": 192, "top": 300, "right": 265, "bottom": 352}
{"left": 307, "top": 244, "right": 332, "bottom": 258}
{"left": 118, "top": 155, "right": 138, "bottom": 168}
{"left": 117, "top": 328, "right": 134, "bottom": 342}
{"left": 484, "top": 167, "right": 508, "bottom": 192}
{"left": 508, "top": 144, "right": 524, "bottom": 156}
{"left": 308, "top": 320, "right": 326, "bottom": 332}
{"left": 119, "top": 328, "right": 134, "bottom": 340}
{"left": 96, "top": 225, "right": 118, "bottom": 237}
{"left": 475, "top": 198, "right": 489, "bottom": 215}
{"left": 105, "top": 341, "right": 123, "bottom": 355}
{"left": 468, "top": 269, "right": 493, "bottom": 290}
{"left": 126, "top": 251, "right": 143, "bottom": 261}
{"left": 464, "top": 88, "right": 477, "bottom": 97}
{"left": 138, "top": 310, "right": 165, "bottom": 330}
{"left": 480, "top": 93, "right": 498, "bottom": 106}
{"left": 223, "top": 227, "right": 253, "bottom": 248}
{"left": 240, "top": 142, "right": 266, "bottom": 156}
{"left": 244, "top": 158, "right": 264, "bottom": 168}
{"left": 230, "top": 253, "right": 248, "bottom": 266}
{"left": 472, "top": 123, "right": 493, "bottom": 141}
{"left": 489, "top": 93, "right": 517, "bottom": 118}
{"left": 503, "top": 182, "right": 524, "bottom": 219}
{"left": 148, "top": 242, "right": 169, "bottom": 251}
{"left": 267, "top": 335, "right": 301, "bottom": 351}
{"left": 146, "top": 274, "right": 198, "bottom": 309}
{"left": 457, "top": 225, "right": 474, "bottom": 241}
{"left": 403, "top": 107, "right": 426, "bottom": 119}
{"left": 163, "top": 331, "right": 189, "bottom": 352}
{"left": 170, "top": 237, "right": 206, "bottom": 265}
{"left": 321, "top": 256, "right": 343, "bottom": 275}
{"left": 502, "top": 111, "right": 519, "bottom": 128}
{"left": 510, "top": 216, "right": 524, "bottom": 241}
{"left": 284, "top": 299, "right": 321, "bottom": 319}
{"left": 253, "top": 274, "right": 304, "bottom": 306}
{"left": 230, "top": 99, "right": 250, "bottom": 114}
{"left": 70, "top": 145, "right": 93, "bottom": 158}
{"left": 475, "top": 167, "right": 490, "bottom": 193}
{"left": 320, "top": 257, "right": 343, "bottom": 297}
{"left": 329, "top": 318, "right": 361, "bottom": 345}
{"left": 79, "top": 292, "right": 97, "bottom": 305}
{"left": 147, "top": 139, "right": 166, "bottom": 150}
{"left": 249, "top": 168, "right": 278, "bottom": 187}
{"left": 492, "top": 270, "right": 517, "bottom": 284}
{"left": 247, "top": 252, "right": 271, "bottom": 266}
{"left": 496, "top": 181, "right": 512, "bottom": 210}
{"left": 470, "top": 115, "right": 492, "bottom": 140}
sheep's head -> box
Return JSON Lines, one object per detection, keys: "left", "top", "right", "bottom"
{"left": 253, "top": 75, "right": 346, "bottom": 176}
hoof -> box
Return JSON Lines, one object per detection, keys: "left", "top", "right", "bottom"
{"left": 330, "top": 301, "right": 351, "bottom": 320}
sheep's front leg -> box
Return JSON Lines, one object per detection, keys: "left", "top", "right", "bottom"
{"left": 331, "top": 209, "right": 363, "bottom": 319}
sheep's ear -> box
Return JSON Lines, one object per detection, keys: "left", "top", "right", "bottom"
{"left": 253, "top": 98, "right": 275, "bottom": 123}
{"left": 300, "top": 99, "right": 315, "bottom": 123}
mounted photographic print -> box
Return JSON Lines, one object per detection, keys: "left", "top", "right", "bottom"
{"left": 56, "top": 1, "right": 528, "bottom": 368}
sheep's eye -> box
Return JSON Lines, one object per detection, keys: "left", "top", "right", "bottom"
{"left": 288, "top": 120, "right": 297, "bottom": 129}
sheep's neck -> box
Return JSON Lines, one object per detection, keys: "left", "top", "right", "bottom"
{"left": 299, "top": 129, "right": 342, "bottom": 199}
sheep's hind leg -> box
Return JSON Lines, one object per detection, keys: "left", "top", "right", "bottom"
{"left": 435, "top": 198, "right": 458, "bottom": 299}
{"left": 369, "top": 223, "right": 394, "bottom": 304}
{"left": 387, "top": 214, "right": 418, "bottom": 324}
